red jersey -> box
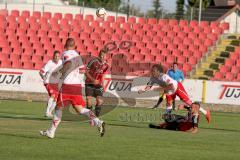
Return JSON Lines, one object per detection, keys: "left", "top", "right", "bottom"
{"left": 85, "top": 57, "right": 109, "bottom": 84}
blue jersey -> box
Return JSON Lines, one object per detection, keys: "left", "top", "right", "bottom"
{"left": 167, "top": 69, "right": 184, "bottom": 82}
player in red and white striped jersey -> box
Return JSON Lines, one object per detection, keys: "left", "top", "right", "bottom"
{"left": 39, "top": 51, "right": 62, "bottom": 117}
{"left": 40, "top": 38, "right": 105, "bottom": 138}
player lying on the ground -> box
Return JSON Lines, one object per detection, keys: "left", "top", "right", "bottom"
{"left": 39, "top": 51, "right": 62, "bottom": 117}
{"left": 138, "top": 64, "right": 211, "bottom": 123}
{"left": 40, "top": 38, "right": 105, "bottom": 138}
{"left": 149, "top": 102, "right": 200, "bottom": 133}
{"left": 85, "top": 49, "right": 109, "bottom": 117}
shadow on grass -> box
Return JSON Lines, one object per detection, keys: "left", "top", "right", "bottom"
{"left": 201, "top": 127, "right": 240, "bottom": 132}
{"left": 0, "top": 132, "right": 45, "bottom": 140}
{"left": 0, "top": 114, "right": 50, "bottom": 121}
{"left": 1, "top": 114, "right": 240, "bottom": 133}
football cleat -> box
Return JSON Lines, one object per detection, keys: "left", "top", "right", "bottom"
{"left": 40, "top": 130, "right": 55, "bottom": 139}
{"left": 206, "top": 109, "right": 211, "bottom": 123}
{"left": 98, "top": 121, "right": 105, "bottom": 137}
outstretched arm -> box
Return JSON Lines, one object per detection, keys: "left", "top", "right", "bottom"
{"left": 138, "top": 85, "right": 152, "bottom": 94}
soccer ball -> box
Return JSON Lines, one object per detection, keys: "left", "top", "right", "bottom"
{"left": 96, "top": 8, "right": 107, "bottom": 18}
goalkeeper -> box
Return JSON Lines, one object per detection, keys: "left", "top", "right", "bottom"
{"left": 149, "top": 102, "right": 200, "bottom": 133}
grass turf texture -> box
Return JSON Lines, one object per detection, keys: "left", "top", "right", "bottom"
{"left": 0, "top": 100, "right": 240, "bottom": 160}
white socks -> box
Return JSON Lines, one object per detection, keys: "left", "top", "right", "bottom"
{"left": 49, "top": 109, "right": 62, "bottom": 133}
{"left": 165, "top": 105, "right": 173, "bottom": 113}
{"left": 199, "top": 107, "right": 207, "bottom": 115}
{"left": 46, "top": 97, "right": 56, "bottom": 115}
{"left": 49, "top": 101, "right": 57, "bottom": 114}
{"left": 80, "top": 108, "right": 101, "bottom": 127}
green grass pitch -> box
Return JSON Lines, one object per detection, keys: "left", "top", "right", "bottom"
{"left": 0, "top": 100, "right": 240, "bottom": 160}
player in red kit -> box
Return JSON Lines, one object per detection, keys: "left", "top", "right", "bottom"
{"left": 40, "top": 38, "right": 105, "bottom": 138}
{"left": 85, "top": 49, "right": 109, "bottom": 117}
{"left": 39, "top": 51, "right": 62, "bottom": 117}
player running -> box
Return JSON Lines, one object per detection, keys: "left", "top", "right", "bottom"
{"left": 40, "top": 38, "right": 105, "bottom": 138}
{"left": 39, "top": 51, "right": 62, "bottom": 117}
{"left": 138, "top": 64, "right": 211, "bottom": 123}
{"left": 149, "top": 102, "right": 201, "bottom": 133}
{"left": 85, "top": 49, "right": 109, "bottom": 117}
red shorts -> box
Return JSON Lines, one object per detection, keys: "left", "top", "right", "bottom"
{"left": 57, "top": 84, "right": 85, "bottom": 107}
{"left": 166, "top": 82, "right": 192, "bottom": 106}
{"left": 44, "top": 83, "right": 58, "bottom": 100}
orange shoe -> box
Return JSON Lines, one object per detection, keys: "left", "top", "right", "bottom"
{"left": 206, "top": 109, "right": 211, "bottom": 123}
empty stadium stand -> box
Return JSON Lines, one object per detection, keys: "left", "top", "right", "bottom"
{"left": 0, "top": 9, "right": 229, "bottom": 77}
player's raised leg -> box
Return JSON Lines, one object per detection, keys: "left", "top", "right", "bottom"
{"left": 176, "top": 82, "right": 211, "bottom": 123}
{"left": 73, "top": 105, "right": 105, "bottom": 136}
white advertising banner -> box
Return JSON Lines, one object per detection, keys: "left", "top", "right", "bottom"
{"left": 205, "top": 81, "right": 240, "bottom": 105}
{"left": 102, "top": 75, "right": 203, "bottom": 102}
{"left": 1, "top": 68, "right": 239, "bottom": 106}
{"left": 0, "top": 68, "right": 46, "bottom": 93}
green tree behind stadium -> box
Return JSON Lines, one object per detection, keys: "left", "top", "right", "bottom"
{"left": 176, "top": 0, "right": 184, "bottom": 20}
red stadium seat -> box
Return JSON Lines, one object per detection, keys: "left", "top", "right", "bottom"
{"left": 188, "top": 56, "right": 198, "bottom": 65}
{"left": 32, "top": 11, "right": 41, "bottom": 19}
{"left": 116, "top": 16, "right": 125, "bottom": 23}
{"left": 21, "top": 10, "right": 30, "bottom": 18}
{"left": 200, "top": 21, "right": 209, "bottom": 28}
{"left": 231, "top": 66, "right": 239, "bottom": 74}
{"left": 189, "top": 20, "right": 198, "bottom": 28}
{"left": 11, "top": 10, "right": 19, "bottom": 17}
{"left": 214, "top": 71, "right": 224, "bottom": 80}
{"left": 183, "top": 63, "right": 192, "bottom": 71}
{"left": 128, "top": 17, "right": 136, "bottom": 24}
{"left": 158, "top": 19, "right": 168, "bottom": 26}
{"left": 65, "top": 13, "right": 73, "bottom": 20}
{"left": 0, "top": 9, "right": 8, "bottom": 16}
{"left": 21, "top": 55, "right": 32, "bottom": 62}
{"left": 225, "top": 72, "right": 235, "bottom": 81}
{"left": 230, "top": 52, "right": 239, "bottom": 60}
{"left": 210, "top": 21, "right": 218, "bottom": 29}
{"left": 53, "top": 12, "right": 62, "bottom": 20}
{"left": 0, "top": 60, "right": 11, "bottom": 68}
{"left": 43, "top": 12, "right": 52, "bottom": 19}
{"left": 11, "top": 61, "right": 22, "bottom": 68}
{"left": 22, "top": 62, "right": 34, "bottom": 69}
{"left": 75, "top": 14, "right": 83, "bottom": 21}
{"left": 107, "top": 16, "right": 115, "bottom": 22}
{"left": 179, "top": 20, "right": 188, "bottom": 28}
{"left": 85, "top": 14, "right": 94, "bottom": 21}
{"left": 138, "top": 17, "right": 146, "bottom": 24}
{"left": 148, "top": 18, "right": 157, "bottom": 25}
{"left": 133, "top": 53, "right": 144, "bottom": 61}
{"left": 0, "top": 53, "right": 9, "bottom": 61}
{"left": 225, "top": 59, "right": 235, "bottom": 67}
{"left": 220, "top": 22, "right": 229, "bottom": 30}
{"left": 169, "top": 19, "right": 178, "bottom": 26}
{"left": 176, "top": 56, "right": 186, "bottom": 64}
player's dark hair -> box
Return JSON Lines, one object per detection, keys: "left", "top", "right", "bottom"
{"left": 65, "top": 38, "right": 75, "bottom": 49}
{"left": 53, "top": 50, "right": 60, "bottom": 56}
{"left": 152, "top": 64, "right": 163, "bottom": 73}
{"left": 173, "top": 62, "right": 178, "bottom": 66}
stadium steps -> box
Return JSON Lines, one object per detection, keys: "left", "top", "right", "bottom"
{"left": 191, "top": 34, "right": 240, "bottom": 80}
